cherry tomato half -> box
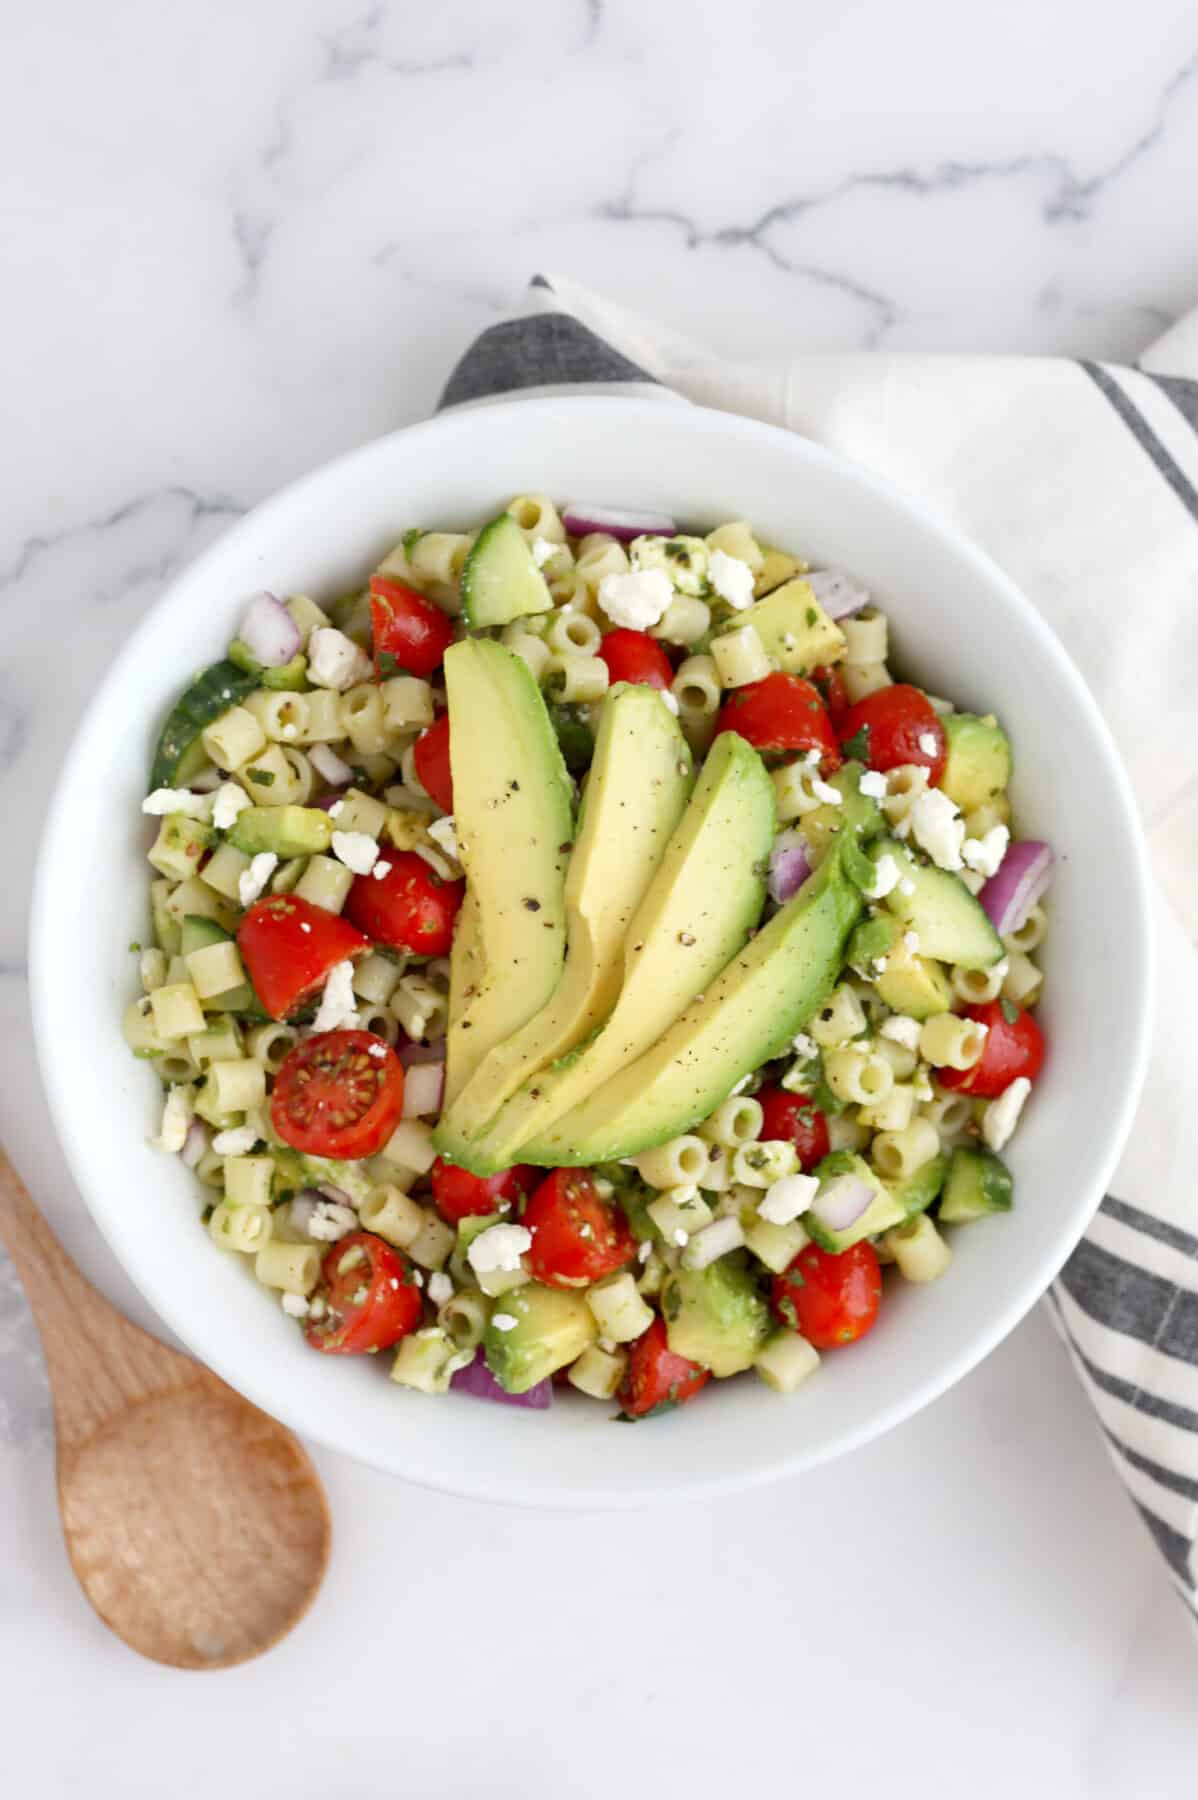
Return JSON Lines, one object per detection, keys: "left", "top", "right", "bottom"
{"left": 370, "top": 576, "right": 455, "bottom": 679}
{"left": 771, "top": 1240, "right": 882, "bottom": 1349}
{"left": 598, "top": 628, "right": 674, "bottom": 692}
{"left": 271, "top": 1030, "right": 405, "bottom": 1160}
{"left": 523, "top": 1168, "right": 636, "bottom": 1289}
{"left": 413, "top": 712, "right": 454, "bottom": 813}
{"left": 237, "top": 895, "right": 369, "bottom": 1021}
{"left": 344, "top": 850, "right": 464, "bottom": 957}
{"left": 431, "top": 1158, "right": 536, "bottom": 1226}
{"left": 936, "top": 999, "right": 1045, "bottom": 1098}
{"left": 716, "top": 674, "right": 841, "bottom": 768}
{"left": 304, "top": 1232, "right": 422, "bottom": 1354}
{"left": 837, "top": 683, "right": 946, "bottom": 783}
{"left": 619, "top": 1315, "right": 710, "bottom": 1418}
{"left": 756, "top": 1086, "right": 831, "bottom": 1173}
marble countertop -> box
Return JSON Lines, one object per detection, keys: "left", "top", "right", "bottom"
{"left": 3, "top": 1, "right": 1197, "bottom": 1791}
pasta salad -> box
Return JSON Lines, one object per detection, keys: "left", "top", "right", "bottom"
{"left": 128, "top": 497, "right": 1051, "bottom": 1416}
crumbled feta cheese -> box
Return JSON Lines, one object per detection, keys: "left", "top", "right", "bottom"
{"left": 961, "top": 825, "right": 1010, "bottom": 879}
{"left": 142, "top": 787, "right": 211, "bottom": 819}
{"left": 306, "top": 1200, "right": 358, "bottom": 1242}
{"left": 758, "top": 1172, "right": 819, "bottom": 1226}
{"left": 806, "top": 570, "right": 870, "bottom": 616}
{"left": 661, "top": 690, "right": 680, "bottom": 715}
{"left": 982, "top": 1076, "right": 1032, "bottom": 1152}
{"left": 311, "top": 959, "right": 360, "bottom": 1032}
{"left": 372, "top": 860, "right": 393, "bottom": 880}
{"left": 672, "top": 1228, "right": 689, "bottom": 1247}
{"left": 332, "top": 830, "right": 379, "bottom": 876}
{"left": 903, "top": 931, "right": 921, "bottom": 953}
{"left": 467, "top": 1222, "right": 532, "bottom": 1275}
{"left": 532, "top": 536, "right": 557, "bottom": 567}
{"left": 791, "top": 1032, "right": 817, "bottom": 1061}
{"left": 212, "top": 1125, "right": 259, "bottom": 1156}
{"left": 328, "top": 800, "right": 345, "bottom": 819}
{"left": 879, "top": 1014, "right": 921, "bottom": 1051}
{"left": 212, "top": 781, "right": 252, "bottom": 831}
{"left": 491, "top": 1313, "right": 518, "bottom": 1333}
{"left": 154, "top": 1085, "right": 193, "bottom": 1153}
{"left": 873, "top": 956, "right": 888, "bottom": 973}
{"left": 708, "top": 549, "right": 755, "bottom": 609}
{"left": 730, "top": 1074, "right": 753, "bottom": 1096}
{"left": 638, "top": 1240, "right": 653, "bottom": 1263}
{"left": 308, "top": 627, "right": 372, "bottom": 691}
{"left": 858, "top": 769, "right": 888, "bottom": 800}
{"left": 427, "top": 815, "right": 460, "bottom": 862}
{"left": 427, "top": 1271, "right": 454, "bottom": 1306}
{"left": 898, "top": 877, "right": 916, "bottom": 896}
{"left": 238, "top": 851, "right": 278, "bottom": 906}
{"left": 918, "top": 732, "right": 939, "bottom": 757}
{"left": 909, "top": 788, "right": 965, "bottom": 870}
{"left": 281, "top": 1293, "right": 310, "bottom": 1319}
{"left": 867, "top": 852, "right": 901, "bottom": 899}
{"left": 598, "top": 567, "right": 674, "bottom": 631}
{"left": 811, "top": 778, "right": 843, "bottom": 806}
{"left": 300, "top": 921, "right": 312, "bottom": 933}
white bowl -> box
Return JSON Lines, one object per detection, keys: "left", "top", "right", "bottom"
{"left": 31, "top": 396, "right": 1152, "bottom": 1506}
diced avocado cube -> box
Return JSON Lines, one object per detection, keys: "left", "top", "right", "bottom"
{"left": 890, "top": 1151, "right": 949, "bottom": 1220}
{"left": 940, "top": 714, "right": 1012, "bottom": 815}
{"left": 228, "top": 805, "right": 334, "bottom": 859}
{"left": 938, "top": 1147, "right": 1013, "bottom": 1223}
{"left": 806, "top": 1150, "right": 906, "bottom": 1252}
{"left": 483, "top": 1282, "right": 597, "bottom": 1394}
{"left": 849, "top": 912, "right": 953, "bottom": 1019}
{"left": 661, "top": 1256, "right": 770, "bottom": 1377}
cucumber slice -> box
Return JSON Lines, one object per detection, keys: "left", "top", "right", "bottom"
{"left": 149, "top": 659, "right": 259, "bottom": 791}
{"left": 939, "top": 1147, "right": 1013, "bottom": 1223}
{"left": 228, "top": 640, "right": 309, "bottom": 691}
{"left": 460, "top": 514, "right": 553, "bottom": 629}
{"left": 874, "top": 839, "right": 1003, "bottom": 969}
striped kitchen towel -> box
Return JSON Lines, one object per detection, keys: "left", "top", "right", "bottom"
{"left": 441, "top": 278, "right": 1198, "bottom": 1623}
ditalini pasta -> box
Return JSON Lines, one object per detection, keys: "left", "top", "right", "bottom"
{"left": 129, "top": 500, "right": 1048, "bottom": 1419}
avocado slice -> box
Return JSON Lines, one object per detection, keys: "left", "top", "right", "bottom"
{"left": 848, "top": 913, "right": 952, "bottom": 1018}
{"left": 715, "top": 577, "right": 845, "bottom": 674}
{"left": 228, "top": 805, "right": 334, "bottom": 859}
{"left": 872, "top": 839, "right": 1004, "bottom": 970}
{"left": 436, "top": 687, "right": 694, "bottom": 1161}
{"left": 805, "top": 1151, "right": 906, "bottom": 1252}
{"left": 447, "top": 883, "right": 485, "bottom": 1030}
{"left": 532, "top": 848, "right": 863, "bottom": 1165}
{"left": 483, "top": 1282, "right": 597, "bottom": 1394}
{"left": 455, "top": 730, "right": 774, "bottom": 1174}
{"left": 661, "top": 1257, "right": 770, "bottom": 1377}
{"left": 460, "top": 514, "right": 554, "bottom": 630}
{"left": 940, "top": 713, "right": 1011, "bottom": 815}
{"left": 938, "top": 1147, "right": 1013, "bottom": 1223}
{"left": 442, "top": 641, "right": 574, "bottom": 1105}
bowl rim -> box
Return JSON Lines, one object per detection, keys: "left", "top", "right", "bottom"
{"left": 29, "top": 393, "right": 1154, "bottom": 1506}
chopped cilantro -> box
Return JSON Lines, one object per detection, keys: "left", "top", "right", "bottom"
{"left": 841, "top": 725, "right": 871, "bottom": 761}
{"left": 377, "top": 650, "right": 401, "bottom": 677}
{"left": 1000, "top": 996, "right": 1020, "bottom": 1025}
{"left": 806, "top": 606, "right": 818, "bottom": 626}
{"left": 247, "top": 768, "right": 275, "bottom": 787}
{"left": 402, "top": 528, "right": 426, "bottom": 555}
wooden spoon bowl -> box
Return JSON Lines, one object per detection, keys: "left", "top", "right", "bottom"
{"left": 0, "top": 1148, "right": 330, "bottom": 1668}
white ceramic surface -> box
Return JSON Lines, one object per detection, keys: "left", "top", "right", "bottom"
{"left": 30, "top": 394, "right": 1151, "bottom": 1505}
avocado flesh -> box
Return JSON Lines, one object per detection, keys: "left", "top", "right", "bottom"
{"left": 718, "top": 577, "right": 845, "bottom": 674}
{"left": 483, "top": 1282, "right": 597, "bottom": 1394}
{"left": 805, "top": 1151, "right": 905, "bottom": 1252}
{"left": 455, "top": 730, "right": 774, "bottom": 1174}
{"left": 848, "top": 913, "right": 952, "bottom": 1018}
{"left": 873, "top": 838, "right": 1004, "bottom": 970}
{"left": 228, "top": 806, "right": 333, "bottom": 859}
{"left": 663, "top": 1257, "right": 769, "bottom": 1377}
{"left": 532, "top": 850, "right": 863, "bottom": 1166}
{"left": 891, "top": 1152, "right": 949, "bottom": 1221}
{"left": 442, "top": 641, "right": 574, "bottom": 1106}
{"left": 436, "top": 686, "right": 694, "bottom": 1161}
{"left": 940, "top": 713, "right": 1011, "bottom": 815}
{"left": 447, "top": 883, "right": 484, "bottom": 1031}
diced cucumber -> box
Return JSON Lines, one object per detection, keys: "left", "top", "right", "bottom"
{"left": 148, "top": 659, "right": 259, "bottom": 791}
{"left": 890, "top": 1152, "right": 949, "bottom": 1220}
{"left": 179, "top": 916, "right": 265, "bottom": 1015}
{"left": 460, "top": 514, "right": 553, "bottom": 629}
{"left": 874, "top": 839, "right": 1003, "bottom": 970}
{"left": 228, "top": 805, "right": 333, "bottom": 858}
{"left": 938, "top": 1147, "right": 1013, "bottom": 1223}
{"left": 228, "top": 640, "right": 309, "bottom": 691}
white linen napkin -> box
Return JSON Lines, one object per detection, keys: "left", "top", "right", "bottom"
{"left": 441, "top": 276, "right": 1198, "bottom": 1623}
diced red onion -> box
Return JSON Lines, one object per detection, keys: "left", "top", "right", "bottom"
{"left": 318, "top": 1183, "right": 353, "bottom": 1208}
{"left": 768, "top": 830, "right": 811, "bottom": 904}
{"left": 450, "top": 1353, "right": 553, "bottom": 1410}
{"left": 562, "top": 502, "right": 677, "bottom": 543}
{"left": 310, "top": 790, "right": 345, "bottom": 812}
{"left": 399, "top": 1036, "right": 447, "bottom": 1068}
{"left": 810, "top": 1175, "right": 874, "bottom": 1234}
{"left": 288, "top": 1192, "right": 321, "bottom": 1235}
{"left": 238, "top": 591, "right": 302, "bottom": 667}
{"left": 309, "top": 743, "right": 354, "bottom": 787}
{"left": 402, "top": 1061, "right": 445, "bottom": 1118}
{"left": 979, "top": 840, "right": 1054, "bottom": 937}
{"left": 180, "top": 1119, "right": 210, "bottom": 1168}
{"left": 805, "top": 570, "right": 870, "bottom": 620}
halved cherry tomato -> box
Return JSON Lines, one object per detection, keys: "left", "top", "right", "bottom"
{"left": 413, "top": 712, "right": 453, "bottom": 813}
{"left": 837, "top": 683, "right": 946, "bottom": 783}
{"left": 772, "top": 1241, "right": 881, "bottom": 1349}
{"left": 271, "top": 1029, "right": 405, "bottom": 1160}
{"left": 237, "top": 895, "right": 369, "bottom": 1020}
{"left": 811, "top": 663, "right": 850, "bottom": 725}
{"left": 304, "top": 1231, "right": 422, "bottom": 1354}
{"left": 619, "top": 1315, "right": 710, "bottom": 1418}
{"left": 598, "top": 628, "right": 674, "bottom": 691}
{"left": 756, "top": 1086, "right": 831, "bottom": 1173}
{"left": 936, "top": 999, "right": 1045, "bottom": 1098}
{"left": 344, "top": 850, "right": 464, "bottom": 957}
{"left": 716, "top": 673, "right": 841, "bottom": 769}
{"left": 431, "top": 1158, "right": 535, "bottom": 1225}
{"left": 523, "top": 1168, "right": 636, "bottom": 1289}
{"left": 369, "top": 576, "right": 455, "bottom": 678}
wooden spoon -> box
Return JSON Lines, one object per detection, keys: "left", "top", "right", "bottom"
{"left": 0, "top": 1147, "right": 331, "bottom": 1668}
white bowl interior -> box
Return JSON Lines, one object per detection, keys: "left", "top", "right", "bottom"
{"left": 31, "top": 397, "right": 1151, "bottom": 1505}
